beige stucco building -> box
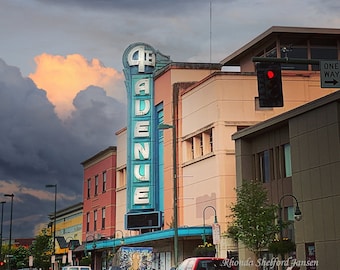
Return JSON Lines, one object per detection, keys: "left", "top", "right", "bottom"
{"left": 112, "top": 26, "right": 340, "bottom": 267}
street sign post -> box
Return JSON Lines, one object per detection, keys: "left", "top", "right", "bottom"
{"left": 212, "top": 223, "right": 220, "bottom": 245}
{"left": 320, "top": 60, "right": 340, "bottom": 88}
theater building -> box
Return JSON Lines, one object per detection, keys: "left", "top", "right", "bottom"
{"left": 84, "top": 26, "right": 340, "bottom": 269}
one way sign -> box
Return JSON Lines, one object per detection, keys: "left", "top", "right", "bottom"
{"left": 320, "top": 60, "right": 340, "bottom": 88}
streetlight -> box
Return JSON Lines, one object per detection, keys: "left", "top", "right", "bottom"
{"left": 158, "top": 122, "right": 178, "bottom": 266}
{"left": 278, "top": 194, "right": 302, "bottom": 241}
{"left": 114, "top": 230, "right": 125, "bottom": 243}
{"left": 85, "top": 235, "right": 97, "bottom": 269}
{"left": 45, "top": 185, "right": 57, "bottom": 258}
{"left": 65, "top": 237, "right": 76, "bottom": 266}
{"left": 112, "top": 230, "right": 125, "bottom": 253}
{"left": 158, "top": 86, "right": 180, "bottom": 266}
{"left": 4, "top": 194, "right": 14, "bottom": 270}
{"left": 202, "top": 206, "right": 218, "bottom": 243}
{"left": 0, "top": 201, "right": 6, "bottom": 260}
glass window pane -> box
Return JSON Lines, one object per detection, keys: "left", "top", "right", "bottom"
{"left": 311, "top": 47, "right": 338, "bottom": 70}
{"left": 284, "top": 144, "right": 292, "bottom": 177}
{"left": 281, "top": 47, "right": 308, "bottom": 70}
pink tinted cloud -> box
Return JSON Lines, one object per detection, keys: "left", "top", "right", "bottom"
{"left": 29, "top": 53, "right": 124, "bottom": 120}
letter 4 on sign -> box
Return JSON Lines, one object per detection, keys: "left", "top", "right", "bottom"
{"left": 320, "top": 60, "right": 340, "bottom": 88}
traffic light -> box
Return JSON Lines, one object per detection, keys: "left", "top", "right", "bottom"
{"left": 256, "top": 62, "right": 283, "bottom": 107}
{"left": 0, "top": 261, "right": 5, "bottom": 267}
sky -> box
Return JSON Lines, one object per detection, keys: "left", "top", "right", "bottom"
{"left": 0, "top": 0, "right": 339, "bottom": 239}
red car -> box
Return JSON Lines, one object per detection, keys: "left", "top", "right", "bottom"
{"left": 175, "top": 257, "right": 237, "bottom": 270}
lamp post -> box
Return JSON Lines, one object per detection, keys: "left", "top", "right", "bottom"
{"left": 65, "top": 237, "right": 75, "bottom": 265}
{"left": 85, "top": 235, "right": 96, "bottom": 270}
{"left": 114, "top": 230, "right": 124, "bottom": 242}
{"left": 0, "top": 201, "right": 6, "bottom": 260}
{"left": 46, "top": 184, "right": 57, "bottom": 270}
{"left": 202, "top": 206, "right": 218, "bottom": 244}
{"left": 158, "top": 122, "right": 178, "bottom": 266}
{"left": 158, "top": 85, "right": 180, "bottom": 266}
{"left": 278, "top": 194, "right": 302, "bottom": 241}
{"left": 112, "top": 230, "right": 125, "bottom": 252}
{"left": 278, "top": 194, "right": 301, "bottom": 270}
{"left": 4, "top": 194, "right": 14, "bottom": 270}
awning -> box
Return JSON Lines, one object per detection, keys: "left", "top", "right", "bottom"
{"left": 73, "top": 244, "right": 85, "bottom": 252}
{"left": 84, "top": 226, "right": 212, "bottom": 251}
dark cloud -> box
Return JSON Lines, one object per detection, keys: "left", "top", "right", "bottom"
{"left": 35, "top": 0, "right": 210, "bottom": 12}
{"left": 65, "top": 85, "right": 126, "bottom": 147}
{"left": 0, "top": 59, "right": 126, "bottom": 237}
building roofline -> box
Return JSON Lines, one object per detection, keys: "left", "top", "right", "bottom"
{"left": 115, "top": 126, "right": 127, "bottom": 135}
{"left": 154, "top": 62, "right": 222, "bottom": 79}
{"left": 81, "top": 146, "right": 117, "bottom": 166}
{"left": 232, "top": 90, "right": 340, "bottom": 140}
{"left": 221, "top": 26, "right": 340, "bottom": 66}
{"left": 47, "top": 202, "right": 83, "bottom": 218}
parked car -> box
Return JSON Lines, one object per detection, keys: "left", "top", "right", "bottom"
{"left": 61, "top": 266, "right": 92, "bottom": 270}
{"left": 174, "top": 257, "right": 237, "bottom": 270}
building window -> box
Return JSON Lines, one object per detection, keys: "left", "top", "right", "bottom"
{"left": 202, "top": 129, "right": 213, "bottom": 154}
{"left": 283, "top": 144, "right": 292, "bottom": 177}
{"left": 102, "top": 207, "right": 106, "bottom": 229}
{"left": 117, "top": 167, "right": 126, "bottom": 188}
{"left": 184, "top": 128, "right": 214, "bottom": 162}
{"left": 259, "top": 150, "right": 272, "bottom": 183}
{"left": 87, "top": 179, "right": 91, "bottom": 199}
{"left": 281, "top": 46, "right": 308, "bottom": 70}
{"left": 193, "top": 134, "right": 203, "bottom": 157}
{"left": 94, "top": 210, "right": 97, "bottom": 231}
{"left": 208, "top": 129, "right": 213, "bottom": 152}
{"left": 311, "top": 47, "right": 337, "bottom": 70}
{"left": 86, "top": 212, "right": 90, "bottom": 232}
{"left": 102, "top": 171, "right": 107, "bottom": 192}
{"left": 199, "top": 134, "right": 204, "bottom": 155}
{"left": 274, "top": 146, "right": 282, "bottom": 180}
{"left": 94, "top": 175, "right": 98, "bottom": 196}
{"left": 190, "top": 137, "right": 194, "bottom": 159}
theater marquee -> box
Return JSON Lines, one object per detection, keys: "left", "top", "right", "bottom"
{"left": 122, "top": 43, "right": 170, "bottom": 229}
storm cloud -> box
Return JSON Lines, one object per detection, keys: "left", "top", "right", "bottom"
{"left": 0, "top": 59, "right": 126, "bottom": 237}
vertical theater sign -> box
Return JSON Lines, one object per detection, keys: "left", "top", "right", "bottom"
{"left": 122, "top": 43, "right": 171, "bottom": 230}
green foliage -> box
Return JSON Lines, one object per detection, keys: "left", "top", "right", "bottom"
{"left": 227, "top": 181, "right": 280, "bottom": 258}
{"left": 80, "top": 256, "right": 92, "bottom": 266}
{"left": 268, "top": 238, "right": 296, "bottom": 256}
{"left": 193, "top": 242, "right": 216, "bottom": 257}
{"left": 13, "top": 246, "right": 30, "bottom": 269}
{"left": 29, "top": 228, "right": 53, "bottom": 270}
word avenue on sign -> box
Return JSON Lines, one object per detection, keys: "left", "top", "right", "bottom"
{"left": 320, "top": 60, "right": 340, "bottom": 88}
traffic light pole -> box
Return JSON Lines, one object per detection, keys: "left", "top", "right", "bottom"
{"left": 252, "top": 57, "right": 320, "bottom": 65}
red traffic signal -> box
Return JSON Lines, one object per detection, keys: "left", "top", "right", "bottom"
{"left": 0, "top": 261, "right": 5, "bottom": 266}
{"left": 266, "top": 70, "right": 275, "bottom": 79}
{"left": 256, "top": 62, "right": 283, "bottom": 107}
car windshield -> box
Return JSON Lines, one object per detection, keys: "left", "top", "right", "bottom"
{"left": 197, "top": 259, "right": 229, "bottom": 270}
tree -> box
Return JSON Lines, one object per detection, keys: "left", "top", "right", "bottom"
{"left": 29, "top": 228, "right": 53, "bottom": 270}
{"left": 13, "top": 246, "right": 30, "bottom": 269}
{"left": 227, "top": 181, "right": 280, "bottom": 264}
